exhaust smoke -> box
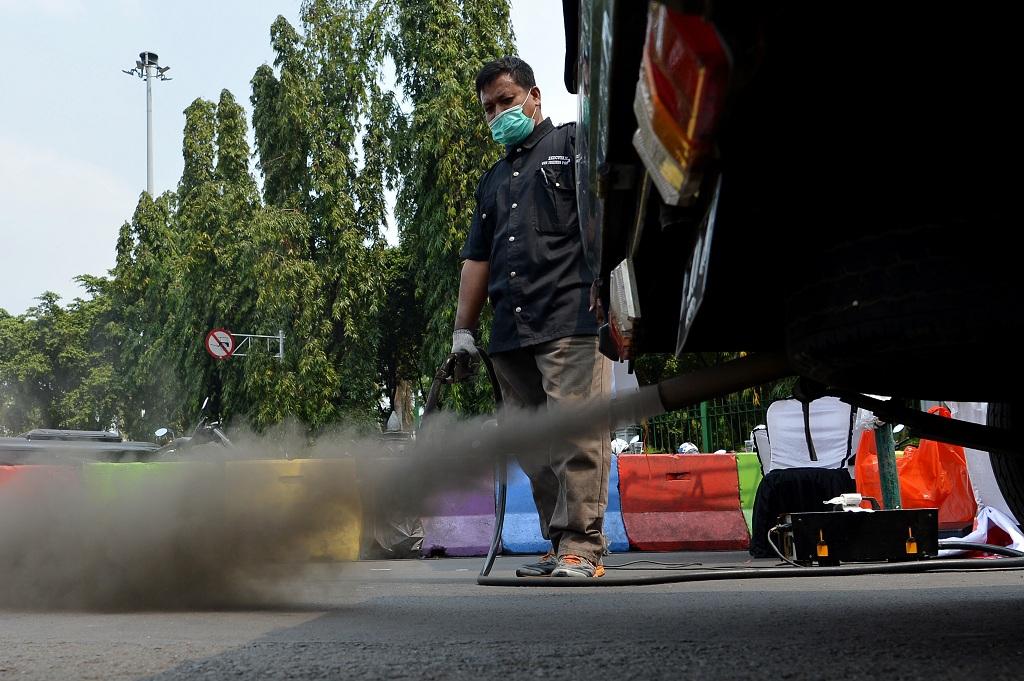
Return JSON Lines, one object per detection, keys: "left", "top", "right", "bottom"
{"left": 0, "top": 385, "right": 664, "bottom": 610}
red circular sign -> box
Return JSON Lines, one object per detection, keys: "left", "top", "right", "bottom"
{"left": 204, "top": 328, "right": 235, "bottom": 360}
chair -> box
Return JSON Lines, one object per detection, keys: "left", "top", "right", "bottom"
{"left": 749, "top": 396, "right": 858, "bottom": 558}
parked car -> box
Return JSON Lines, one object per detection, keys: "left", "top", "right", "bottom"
{"left": 0, "top": 428, "right": 159, "bottom": 464}
{"left": 562, "top": 1, "right": 1022, "bottom": 514}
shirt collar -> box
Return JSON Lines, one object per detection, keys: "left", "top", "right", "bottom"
{"left": 505, "top": 117, "right": 554, "bottom": 155}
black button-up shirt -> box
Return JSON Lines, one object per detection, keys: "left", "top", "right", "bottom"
{"left": 460, "top": 118, "right": 598, "bottom": 354}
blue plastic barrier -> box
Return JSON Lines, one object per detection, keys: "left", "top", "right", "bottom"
{"left": 499, "top": 454, "right": 629, "bottom": 554}
{"left": 499, "top": 460, "right": 551, "bottom": 554}
{"left": 604, "top": 454, "right": 630, "bottom": 552}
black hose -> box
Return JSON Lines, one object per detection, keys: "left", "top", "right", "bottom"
{"left": 477, "top": 555, "right": 1024, "bottom": 587}
{"left": 475, "top": 349, "right": 506, "bottom": 578}
{"left": 419, "top": 349, "right": 506, "bottom": 578}
{"left": 422, "top": 354, "right": 458, "bottom": 418}
{"left": 939, "top": 541, "right": 1024, "bottom": 557}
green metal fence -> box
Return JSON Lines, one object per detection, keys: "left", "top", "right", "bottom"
{"left": 642, "top": 390, "right": 771, "bottom": 454}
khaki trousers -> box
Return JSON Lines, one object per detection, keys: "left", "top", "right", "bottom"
{"left": 490, "top": 335, "right": 611, "bottom": 565}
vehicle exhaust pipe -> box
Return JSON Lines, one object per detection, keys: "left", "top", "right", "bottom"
{"left": 655, "top": 352, "right": 792, "bottom": 414}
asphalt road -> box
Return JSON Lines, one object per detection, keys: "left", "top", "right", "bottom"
{"left": 3, "top": 552, "right": 1024, "bottom": 680}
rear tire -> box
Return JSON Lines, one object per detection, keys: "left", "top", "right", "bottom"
{"left": 988, "top": 403, "right": 1024, "bottom": 523}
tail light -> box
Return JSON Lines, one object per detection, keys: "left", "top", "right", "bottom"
{"left": 633, "top": 4, "right": 731, "bottom": 206}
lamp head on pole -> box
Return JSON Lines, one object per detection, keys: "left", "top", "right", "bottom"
{"left": 122, "top": 51, "right": 171, "bottom": 80}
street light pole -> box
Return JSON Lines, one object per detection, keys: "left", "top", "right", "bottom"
{"left": 145, "top": 58, "right": 154, "bottom": 195}
{"left": 123, "top": 51, "right": 172, "bottom": 197}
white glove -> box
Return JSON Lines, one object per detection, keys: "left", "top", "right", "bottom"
{"left": 451, "top": 329, "right": 479, "bottom": 357}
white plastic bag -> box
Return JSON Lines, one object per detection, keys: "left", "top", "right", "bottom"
{"left": 938, "top": 506, "right": 1024, "bottom": 557}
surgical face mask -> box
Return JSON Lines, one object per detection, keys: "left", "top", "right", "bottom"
{"left": 488, "top": 93, "right": 536, "bottom": 146}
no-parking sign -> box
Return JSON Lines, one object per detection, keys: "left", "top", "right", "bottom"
{"left": 204, "top": 328, "right": 235, "bottom": 360}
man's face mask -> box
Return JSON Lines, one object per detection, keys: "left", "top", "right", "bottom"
{"left": 488, "top": 92, "right": 536, "bottom": 146}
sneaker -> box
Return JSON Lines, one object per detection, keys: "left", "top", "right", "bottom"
{"left": 550, "top": 554, "right": 605, "bottom": 578}
{"left": 515, "top": 551, "right": 558, "bottom": 577}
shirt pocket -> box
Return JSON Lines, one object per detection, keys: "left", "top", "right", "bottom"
{"left": 534, "top": 164, "right": 577, "bottom": 235}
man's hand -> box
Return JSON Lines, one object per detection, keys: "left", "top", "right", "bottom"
{"left": 450, "top": 329, "right": 479, "bottom": 383}
{"left": 451, "top": 329, "right": 479, "bottom": 358}
{"left": 589, "top": 279, "right": 606, "bottom": 325}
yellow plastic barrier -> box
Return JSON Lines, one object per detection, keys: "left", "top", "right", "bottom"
{"left": 224, "top": 459, "right": 362, "bottom": 562}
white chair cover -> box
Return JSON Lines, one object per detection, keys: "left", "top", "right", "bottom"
{"left": 765, "top": 396, "right": 854, "bottom": 472}
{"left": 751, "top": 425, "right": 770, "bottom": 475}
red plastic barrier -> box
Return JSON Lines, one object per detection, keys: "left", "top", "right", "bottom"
{"left": 618, "top": 454, "right": 750, "bottom": 551}
{"left": 0, "top": 464, "right": 83, "bottom": 522}
{"left": 855, "top": 406, "right": 977, "bottom": 529}
{"left": 0, "top": 464, "right": 80, "bottom": 493}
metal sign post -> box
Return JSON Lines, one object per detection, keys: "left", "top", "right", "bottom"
{"left": 204, "top": 329, "right": 284, "bottom": 361}
{"left": 874, "top": 422, "right": 902, "bottom": 510}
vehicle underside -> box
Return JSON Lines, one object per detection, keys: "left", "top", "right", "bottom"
{"left": 563, "top": 1, "right": 1024, "bottom": 511}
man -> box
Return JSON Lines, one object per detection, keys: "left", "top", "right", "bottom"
{"left": 451, "top": 56, "right": 610, "bottom": 578}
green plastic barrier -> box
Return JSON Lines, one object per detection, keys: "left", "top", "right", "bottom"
{"left": 80, "top": 462, "right": 229, "bottom": 572}
{"left": 735, "top": 453, "right": 764, "bottom": 533}
{"left": 82, "top": 460, "right": 362, "bottom": 562}
{"left": 82, "top": 462, "right": 227, "bottom": 540}
{"left": 83, "top": 461, "right": 224, "bottom": 502}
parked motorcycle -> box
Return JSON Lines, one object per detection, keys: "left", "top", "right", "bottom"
{"left": 153, "top": 397, "right": 232, "bottom": 458}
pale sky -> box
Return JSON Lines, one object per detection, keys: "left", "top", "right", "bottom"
{"left": 0, "top": 0, "right": 575, "bottom": 315}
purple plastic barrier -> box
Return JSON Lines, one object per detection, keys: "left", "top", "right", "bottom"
{"left": 420, "top": 469, "right": 496, "bottom": 557}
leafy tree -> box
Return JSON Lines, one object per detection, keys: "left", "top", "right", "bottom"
{"left": 167, "top": 97, "right": 225, "bottom": 421}
{"left": 389, "top": 0, "right": 515, "bottom": 413}
{"left": 108, "top": 191, "right": 185, "bottom": 438}
{"left": 0, "top": 0, "right": 529, "bottom": 437}
{"left": 60, "top": 275, "right": 126, "bottom": 432}
{"left": 0, "top": 305, "right": 49, "bottom": 434}
{"left": 226, "top": 206, "right": 313, "bottom": 430}
{"left": 158, "top": 91, "right": 267, "bottom": 429}
{"left": 248, "top": 2, "right": 399, "bottom": 431}
{"left": 374, "top": 244, "right": 425, "bottom": 428}
{"left": 0, "top": 289, "right": 122, "bottom": 435}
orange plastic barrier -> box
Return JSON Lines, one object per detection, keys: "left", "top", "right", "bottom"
{"left": 618, "top": 454, "right": 750, "bottom": 551}
{"left": 855, "top": 406, "right": 976, "bottom": 529}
